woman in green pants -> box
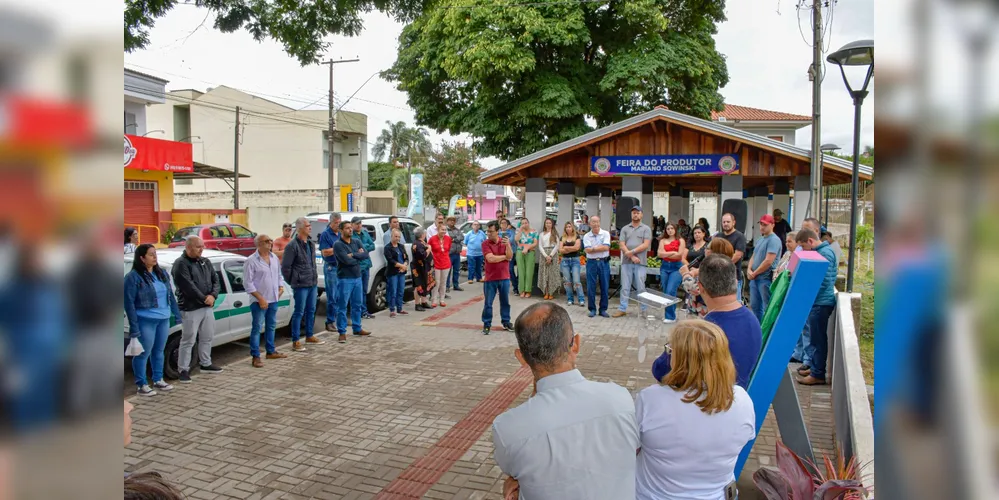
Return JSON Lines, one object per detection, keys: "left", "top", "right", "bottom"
{"left": 515, "top": 218, "right": 538, "bottom": 298}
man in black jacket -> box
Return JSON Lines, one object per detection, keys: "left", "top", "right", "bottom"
{"left": 332, "top": 221, "right": 372, "bottom": 343}
{"left": 172, "top": 236, "right": 223, "bottom": 383}
{"left": 281, "top": 217, "right": 326, "bottom": 352}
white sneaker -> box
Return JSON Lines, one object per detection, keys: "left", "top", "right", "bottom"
{"left": 152, "top": 380, "right": 173, "bottom": 392}
{"left": 663, "top": 318, "right": 676, "bottom": 324}
{"left": 137, "top": 385, "right": 157, "bottom": 397}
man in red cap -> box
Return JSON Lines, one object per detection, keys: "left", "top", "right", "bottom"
{"left": 746, "top": 214, "right": 783, "bottom": 323}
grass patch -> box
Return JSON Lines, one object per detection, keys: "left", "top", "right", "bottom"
{"left": 854, "top": 266, "right": 875, "bottom": 385}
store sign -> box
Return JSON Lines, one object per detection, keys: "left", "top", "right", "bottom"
{"left": 124, "top": 134, "right": 193, "bottom": 173}
{"left": 590, "top": 154, "right": 740, "bottom": 176}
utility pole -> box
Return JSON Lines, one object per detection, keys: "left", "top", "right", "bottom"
{"left": 808, "top": 0, "right": 823, "bottom": 220}
{"left": 322, "top": 57, "right": 360, "bottom": 211}
{"left": 233, "top": 106, "right": 240, "bottom": 210}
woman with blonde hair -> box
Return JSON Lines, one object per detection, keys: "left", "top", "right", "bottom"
{"left": 636, "top": 320, "right": 756, "bottom": 499}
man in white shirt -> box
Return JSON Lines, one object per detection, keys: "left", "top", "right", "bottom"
{"left": 493, "top": 303, "right": 639, "bottom": 500}
{"left": 582, "top": 215, "right": 611, "bottom": 318}
{"left": 426, "top": 213, "right": 444, "bottom": 239}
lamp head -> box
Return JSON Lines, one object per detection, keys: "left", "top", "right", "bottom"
{"left": 826, "top": 39, "right": 874, "bottom": 67}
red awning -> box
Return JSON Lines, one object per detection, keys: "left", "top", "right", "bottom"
{"left": 0, "top": 94, "right": 93, "bottom": 149}
{"left": 124, "top": 134, "right": 193, "bottom": 173}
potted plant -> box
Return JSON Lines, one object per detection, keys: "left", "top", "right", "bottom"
{"left": 753, "top": 441, "right": 870, "bottom": 500}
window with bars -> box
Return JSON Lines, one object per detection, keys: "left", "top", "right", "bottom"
{"left": 124, "top": 181, "right": 156, "bottom": 191}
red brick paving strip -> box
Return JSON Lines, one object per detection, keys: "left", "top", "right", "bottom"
{"left": 373, "top": 365, "right": 533, "bottom": 499}
{"left": 419, "top": 295, "right": 484, "bottom": 323}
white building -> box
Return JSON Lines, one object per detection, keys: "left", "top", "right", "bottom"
{"left": 145, "top": 85, "right": 368, "bottom": 234}
{"left": 710, "top": 104, "right": 811, "bottom": 145}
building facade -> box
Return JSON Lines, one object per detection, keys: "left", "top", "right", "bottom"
{"left": 145, "top": 85, "right": 368, "bottom": 234}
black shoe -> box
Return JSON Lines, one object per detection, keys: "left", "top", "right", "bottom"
{"left": 599, "top": 311, "right": 610, "bottom": 318}
{"left": 502, "top": 322, "right": 514, "bottom": 331}
{"left": 200, "top": 364, "right": 224, "bottom": 374}
{"left": 415, "top": 304, "right": 425, "bottom": 312}
{"left": 179, "top": 370, "right": 192, "bottom": 384}
{"left": 482, "top": 326, "right": 491, "bottom": 335}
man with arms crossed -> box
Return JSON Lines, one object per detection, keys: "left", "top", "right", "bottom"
{"left": 172, "top": 236, "right": 223, "bottom": 383}
{"left": 481, "top": 221, "right": 514, "bottom": 335}
{"left": 318, "top": 213, "right": 342, "bottom": 332}
{"left": 612, "top": 206, "right": 651, "bottom": 318}
{"left": 333, "top": 221, "right": 372, "bottom": 343}
{"left": 714, "top": 213, "right": 747, "bottom": 302}
{"left": 493, "top": 303, "right": 639, "bottom": 500}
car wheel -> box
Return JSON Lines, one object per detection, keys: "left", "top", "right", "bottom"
{"left": 163, "top": 333, "right": 186, "bottom": 380}
{"left": 368, "top": 273, "right": 387, "bottom": 312}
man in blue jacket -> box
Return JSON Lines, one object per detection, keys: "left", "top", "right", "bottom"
{"left": 318, "top": 213, "right": 342, "bottom": 332}
{"left": 794, "top": 228, "right": 838, "bottom": 386}
{"left": 333, "top": 221, "right": 373, "bottom": 343}
{"left": 351, "top": 217, "right": 376, "bottom": 320}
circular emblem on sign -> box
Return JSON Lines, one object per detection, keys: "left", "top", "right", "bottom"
{"left": 124, "top": 136, "right": 137, "bottom": 167}
{"left": 593, "top": 157, "right": 611, "bottom": 175}
{"left": 412, "top": 176, "right": 422, "bottom": 188}
{"left": 718, "top": 155, "right": 737, "bottom": 174}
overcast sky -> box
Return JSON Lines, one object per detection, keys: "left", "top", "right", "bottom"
{"left": 120, "top": 0, "right": 885, "bottom": 169}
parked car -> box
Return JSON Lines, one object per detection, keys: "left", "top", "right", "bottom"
{"left": 167, "top": 223, "right": 258, "bottom": 256}
{"left": 123, "top": 249, "right": 294, "bottom": 379}
{"left": 304, "top": 212, "right": 424, "bottom": 311}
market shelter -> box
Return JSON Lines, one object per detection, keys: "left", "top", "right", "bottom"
{"left": 480, "top": 106, "right": 873, "bottom": 238}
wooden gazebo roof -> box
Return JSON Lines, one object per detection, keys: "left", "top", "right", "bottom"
{"left": 480, "top": 107, "right": 873, "bottom": 192}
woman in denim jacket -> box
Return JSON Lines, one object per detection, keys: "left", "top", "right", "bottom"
{"left": 125, "top": 244, "right": 182, "bottom": 397}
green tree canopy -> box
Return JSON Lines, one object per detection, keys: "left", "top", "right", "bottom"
{"left": 124, "top": 0, "right": 430, "bottom": 65}
{"left": 422, "top": 142, "right": 480, "bottom": 208}
{"left": 367, "top": 161, "right": 396, "bottom": 191}
{"left": 385, "top": 0, "right": 729, "bottom": 160}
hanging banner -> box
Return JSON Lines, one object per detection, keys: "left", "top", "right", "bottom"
{"left": 590, "top": 154, "right": 739, "bottom": 177}
{"left": 124, "top": 134, "right": 193, "bottom": 173}
{"left": 408, "top": 173, "right": 424, "bottom": 216}
{"left": 447, "top": 194, "right": 461, "bottom": 216}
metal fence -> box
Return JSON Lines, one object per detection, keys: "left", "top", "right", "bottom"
{"left": 823, "top": 181, "right": 875, "bottom": 227}
{"left": 829, "top": 292, "right": 876, "bottom": 490}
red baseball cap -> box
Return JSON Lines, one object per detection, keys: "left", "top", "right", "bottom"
{"left": 759, "top": 214, "right": 775, "bottom": 225}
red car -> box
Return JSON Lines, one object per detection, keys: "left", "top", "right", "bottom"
{"left": 168, "top": 223, "right": 258, "bottom": 256}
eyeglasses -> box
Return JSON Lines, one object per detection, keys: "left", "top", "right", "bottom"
{"left": 663, "top": 343, "right": 672, "bottom": 355}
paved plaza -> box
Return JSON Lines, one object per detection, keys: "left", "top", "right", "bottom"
{"left": 124, "top": 284, "right": 834, "bottom": 499}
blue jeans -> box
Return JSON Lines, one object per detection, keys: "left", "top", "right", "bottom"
{"left": 132, "top": 316, "right": 169, "bottom": 386}
{"left": 560, "top": 257, "right": 584, "bottom": 304}
{"left": 290, "top": 285, "right": 317, "bottom": 342}
{"left": 793, "top": 323, "right": 811, "bottom": 365}
{"left": 449, "top": 253, "right": 462, "bottom": 288}
{"left": 804, "top": 304, "right": 835, "bottom": 380}
{"left": 659, "top": 261, "right": 683, "bottom": 320}
{"left": 585, "top": 258, "right": 609, "bottom": 314}
{"left": 359, "top": 268, "right": 370, "bottom": 316}
{"left": 249, "top": 301, "right": 278, "bottom": 357}
{"left": 336, "top": 277, "right": 364, "bottom": 334}
{"left": 323, "top": 262, "right": 339, "bottom": 326}
{"left": 736, "top": 278, "right": 744, "bottom": 302}
{"left": 509, "top": 259, "right": 519, "bottom": 294}
{"left": 749, "top": 274, "right": 774, "bottom": 324}
{"left": 619, "top": 262, "right": 648, "bottom": 314}
{"left": 467, "top": 255, "right": 483, "bottom": 281}
{"left": 481, "top": 279, "right": 511, "bottom": 328}
{"left": 386, "top": 273, "right": 405, "bottom": 312}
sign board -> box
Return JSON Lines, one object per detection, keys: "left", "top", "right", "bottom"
{"left": 486, "top": 190, "right": 497, "bottom": 200}
{"left": 213, "top": 214, "right": 230, "bottom": 223}
{"left": 339, "top": 184, "right": 353, "bottom": 212}
{"left": 124, "top": 134, "right": 194, "bottom": 173}
{"left": 590, "top": 154, "right": 739, "bottom": 177}
{"left": 408, "top": 173, "right": 424, "bottom": 216}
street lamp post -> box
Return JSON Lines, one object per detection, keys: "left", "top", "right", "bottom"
{"left": 826, "top": 40, "right": 873, "bottom": 293}
{"left": 819, "top": 143, "right": 841, "bottom": 226}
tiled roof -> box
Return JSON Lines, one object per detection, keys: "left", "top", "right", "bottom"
{"left": 711, "top": 104, "right": 810, "bottom": 122}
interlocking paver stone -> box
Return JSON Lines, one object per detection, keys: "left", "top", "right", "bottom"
{"left": 125, "top": 285, "right": 836, "bottom": 499}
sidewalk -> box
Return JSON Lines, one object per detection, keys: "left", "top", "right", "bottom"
{"left": 124, "top": 283, "right": 833, "bottom": 499}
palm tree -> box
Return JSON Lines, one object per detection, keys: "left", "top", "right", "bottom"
{"left": 372, "top": 120, "right": 408, "bottom": 163}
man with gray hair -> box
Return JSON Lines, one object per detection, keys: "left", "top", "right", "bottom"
{"left": 172, "top": 236, "right": 222, "bottom": 383}
{"left": 652, "top": 254, "right": 761, "bottom": 388}
{"left": 282, "top": 217, "right": 325, "bottom": 352}
{"left": 318, "top": 213, "right": 343, "bottom": 332}
{"left": 492, "top": 302, "right": 639, "bottom": 500}
{"left": 244, "top": 233, "right": 288, "bottom": 367}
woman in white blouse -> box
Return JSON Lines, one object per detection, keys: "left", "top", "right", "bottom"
{"left": 635, "top": 319, "right": 756, "bottom": 500}
{"left": 536, "top": 217, "right": 561, "bottom": 300}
